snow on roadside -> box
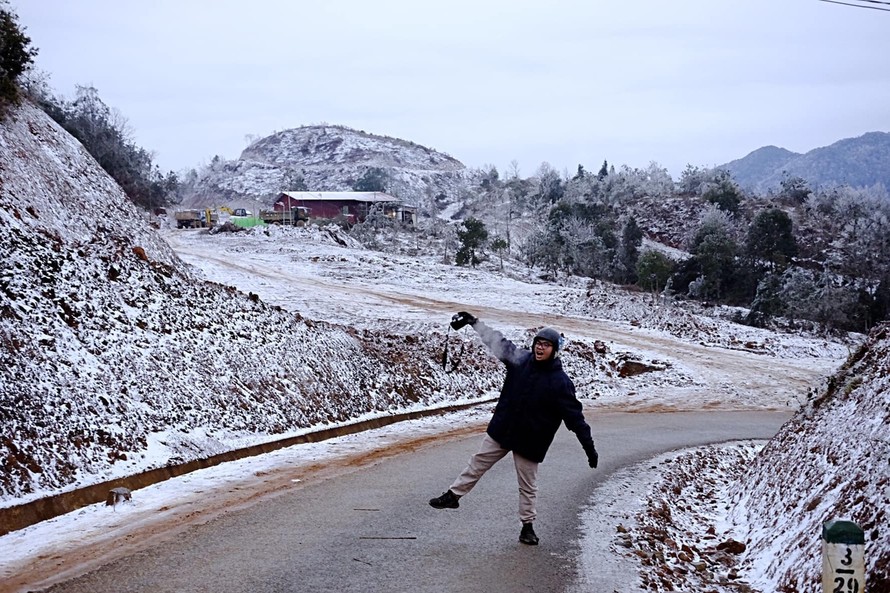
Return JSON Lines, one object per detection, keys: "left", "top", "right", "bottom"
{"left": 576, "top": 442, "right": 765, "bottom": 593}
{"left": 728, "top": 325, "right": 890, "bottom": 591}
{"left": 577, "top": 324, "right": 890, "bottom": 592}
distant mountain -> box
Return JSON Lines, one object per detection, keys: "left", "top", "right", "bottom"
{"left": 720, "top": 145, "right": 799, "bottom": 186}
{"left": 720, "top": 131, "right": 890, "bottom": 193}
{"left": 182, "top": 125, "right": 472, "bottom": 209}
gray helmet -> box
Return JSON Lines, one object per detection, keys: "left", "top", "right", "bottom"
{"left": 533, "top": 327, "right": 562, "bottom": 351}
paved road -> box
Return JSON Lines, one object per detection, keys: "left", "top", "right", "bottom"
{"left": 40, "top": 410, "right": 790, "bottom": 593}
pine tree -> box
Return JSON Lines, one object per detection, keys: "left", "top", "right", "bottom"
{"left": 636, "top": 250, "right": 675, "bottom": 292}
{"left": 0, "top": 3, "right": 38, "bottom": 116}
{"left": 689, "top": 209, "right": 739, "bottom": 300}
{"left": 746, "top": 208, "right": 797, "bottom": 273}
{"left": 455, "top": 218, "right": 489, "bottom": 267}
{"left": 617, "top": 217, "right": 643, "bottom": 283}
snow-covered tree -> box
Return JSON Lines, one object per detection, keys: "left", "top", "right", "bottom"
{"left": 702, "top": 169, "right": 743, "bottom": 215}
{"left": 780, "top": 267, "right": 859, "bottom": 331}
{"left": 687, "top": 207, "right": 739, "bottom": 300}
{"left": 616, "top": 216, "right": 643, "bottom": 284}
{"left": 677, "top": 164, "right": 711, "bottom": 196}
{"left": 776, "top": 173, "right": 811, "bottom": 205}
{"left": 353, "top": 167, "right": 389, "bottom": 192}
{"left": 534, "top": 162, "right": 565, "bottom": 205}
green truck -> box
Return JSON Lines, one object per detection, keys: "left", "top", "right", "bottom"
{"left": 260, "top": 207, "right": 310, "bottom": 226}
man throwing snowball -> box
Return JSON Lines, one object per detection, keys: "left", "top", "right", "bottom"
{"left": 429, "top": 311, "right": 598, "bottom": 546}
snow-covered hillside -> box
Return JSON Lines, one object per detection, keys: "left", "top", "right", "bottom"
{"left": 241, "top": 125, "right": 464, "bottom": 172}
{"left": 183, "top": 124, "right": 472, "bottom": 210}
{"left": 0, "top": 104, "right": 501, "bottom": 505}
{"left": 731, "top": 324, "right": 889, "bottom": 590}
{"left": 597, "top": 325, "right": 888, "bottom": 592}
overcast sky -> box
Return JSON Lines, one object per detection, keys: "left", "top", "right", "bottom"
{"left": 12, "top": 0, "right": 890, "bottom": 178}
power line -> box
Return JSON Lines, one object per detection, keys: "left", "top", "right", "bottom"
{"left": 818, "top": 0, "right": 890, "bottom": 11}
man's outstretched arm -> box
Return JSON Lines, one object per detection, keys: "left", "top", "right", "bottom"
{"left": 450, "top": 312, "right": 522, "bottom": 365}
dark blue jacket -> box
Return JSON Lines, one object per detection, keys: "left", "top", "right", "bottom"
{"left": 474, "top": 321, "right": 594, "bottom": 463}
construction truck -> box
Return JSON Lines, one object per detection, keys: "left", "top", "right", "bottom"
{"left": 174, "top": 209, "right": 218, "bottom": 229}
{"left": 174, "top": 210, "right": 202, "bottom": 229}
{"left": 260, "top": 207, "right": 310, "bottom": 226}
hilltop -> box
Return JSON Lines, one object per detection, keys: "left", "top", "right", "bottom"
{"left": 181, "top": 124, "right": 471, "bottom": 209}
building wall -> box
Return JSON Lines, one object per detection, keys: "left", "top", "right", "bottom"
{"left": 275, "top": 196, "right": 375, "bottom": 222}
{"left": 274, "top": 194, "right": 414, "bottom": 225}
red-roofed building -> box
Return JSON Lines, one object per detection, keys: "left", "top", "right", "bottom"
{"left": 274, "top": 191, "right": 416, "bottom": 225}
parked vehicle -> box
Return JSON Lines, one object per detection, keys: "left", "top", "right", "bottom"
{"left": 260, "top": 207, "right": 310, "bottom": 226}
{"left": 174, "top": 209, "right": 218, "bottom": 229}
{"left": 204, "top": 210, "right": 219, "bottom": 227}
{"left": 175, "top": 210, "right": 201, "bottom": 229}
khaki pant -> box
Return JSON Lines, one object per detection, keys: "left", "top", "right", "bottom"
{"left": 449, "top": 434, "right": 540, "bottom": 523}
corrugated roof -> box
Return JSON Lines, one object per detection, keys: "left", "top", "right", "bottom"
{"left": 280, "top": 191, "right": 399, "bottom": 203}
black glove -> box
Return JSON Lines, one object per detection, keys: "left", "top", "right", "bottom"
{"left": 583, "top": 442, "right": 598, "bottom": 469}
{"left": 450, "top": 311, "right": 477, "bottom": 330}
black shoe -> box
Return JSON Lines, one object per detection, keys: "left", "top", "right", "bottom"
{"left": 429, "top": 490, "right": 460, "bottom": 509}
{"left": 519, "top": 522, "right": 538, "bottom": 545}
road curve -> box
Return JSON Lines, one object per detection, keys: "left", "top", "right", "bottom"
{"left": 39, "top": 410, "right": 790, "bottom": 593}
{"left": 168, "top": 235, "right": 839, "bottom": 411}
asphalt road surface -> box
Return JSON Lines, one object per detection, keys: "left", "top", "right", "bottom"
{"left": 39, "top": 410, "right": 789, "bottom": 593}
